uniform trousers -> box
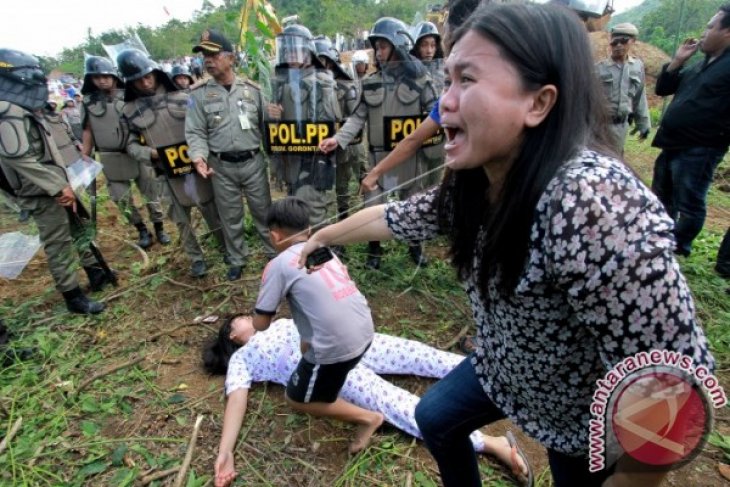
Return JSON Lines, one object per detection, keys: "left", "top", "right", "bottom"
{"left": 19, "top": 196, "right": 96, "bottom": 292}
{"left": 207, "top": 153, "right": 274, "bottom": 265}
{"left": 105, "top": 163, "right": 164, "bottom": 226}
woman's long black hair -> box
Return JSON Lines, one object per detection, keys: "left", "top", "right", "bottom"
{"left": 437, "top": 2, "right": 616, "bottom": 295}
{"left": 202, "top": 314, "right": 245, "bottom": 375}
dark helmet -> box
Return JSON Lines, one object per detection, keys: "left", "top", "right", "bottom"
{"left": 312, "top": 35, "right": 351, "bottom": 80}
{"left": 313, "top": 35, "right": 339, "bottom": 64}
{"left": 171, "top": 65, "right": 193, "bottom": 79}
{"left": 412, "top": 21, "right": 440, "bottom": 46}
{"left": 0, "top": 49, "right": 46, "bottom": 87}
{"left": 409, "top": 21, "right": 444, "bottom": 60}
{"left": 170, "top": 65, "right": 194, "bottom": 88}
{"left": 117, "top": 49, "right": 177, "bottom": 101}
{"left": 117, "top": 49, "right": 157, "bottom": 83}
{"left": 275, "top": 24, "right": 325, "bottom": 69}
{"left": 0, "top": 48, "right": 48, "bottom": 111}
{"left": 81, "top": 56, "right": 123, "bottom": 95}
{"left": 368, "top": 17, "right": 413, "bottom": 52}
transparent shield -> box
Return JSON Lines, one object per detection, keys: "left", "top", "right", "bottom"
{"left": 264, "top": 66, "right": 339, "bottom": 155}
{"left": 0, "top": 232, "right": 41, "bottom": 279}
{"left": 275, "top": 35, "right": 315, "bottom": 69}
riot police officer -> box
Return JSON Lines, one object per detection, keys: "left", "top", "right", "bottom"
{"left": 118, "top": 49, "right": 225, "bottom": 278}
{"left": 410, "top": 21, "right": 446, "bottom": 196}
{"left": 170, "top": 65, "right": 194, "bottom": 90}
{"left": 186, "top": 29, "right": 275, "bottom": 281}
{"left": 80, "top": 56, "right": 170, "bottom": 249}
{"left": 268, "top": 24, "right": 340, "bottom": 227}
{"left": 320, "top": 17, "right": 438, "bottom": 268}
{"left": 313, "top": 35, "right": 365, "bottom": 222}
{"left": 410, "top": 22, "right": 445, "bottom": 92}
{"left": 0, "top": 49, "right": 108, "bottom": 314}
{"left": 42, "top": 100, "right": 83, "bottom": 167}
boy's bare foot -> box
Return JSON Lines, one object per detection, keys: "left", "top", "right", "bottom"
{"left": 349, "top": 412, "right": 384, "bottom": 454}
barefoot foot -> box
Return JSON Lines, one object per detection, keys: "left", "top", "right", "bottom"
{"left": 349, "top": 412, "right": 384, "bottom": 454}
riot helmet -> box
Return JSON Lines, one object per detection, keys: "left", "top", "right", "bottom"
{"left": 81, "top": 56, "right": 123, "bottom": 95}
{"left": 0, "top": 48, "right": 48, "bottom": 111}
{"left": 117, "top": 49, "right": 177, "bottom": 101}
{"left": 275, "top": 24, "right": 324, "bottom": 69}
{"left": 313, "top": 35, "right": 350, "bottom": 80}
{"left": 410, "top": 22, "right": 444, "bottom": 60}
{"left": 368, "top": 17, "right": 413, "bottom": 56}
{"left": 313, "top": 35, "right": 339, "bottom": 64}
{"left": 170, "top": 65, "right": 194, "bottom": 89}
{"left": 351, "top": 50, "right": 370, "bottom": 79}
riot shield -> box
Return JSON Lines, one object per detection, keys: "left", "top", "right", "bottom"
{"left": 123, "top": 92, "right": 213, "bottom": 207}
{"left": 264, "top": 65, "right": 340, "bottom": 199}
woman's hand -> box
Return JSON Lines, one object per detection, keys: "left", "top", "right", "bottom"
{"left": 214, "top": 451, "right": 236, "bottom": 487}
{"left": 297, "top": 236, "right": 327, "bottom": 271}
{"left": 359, "top": 171, "right": 380, "bottom": 194}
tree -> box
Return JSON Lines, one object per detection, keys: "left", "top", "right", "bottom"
{"left": 640, "top": 0, "right": 725, "bottom": 54}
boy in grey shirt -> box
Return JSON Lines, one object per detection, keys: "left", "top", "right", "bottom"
{"left": 252, "top": 197, "right": 381, "bottom": 453}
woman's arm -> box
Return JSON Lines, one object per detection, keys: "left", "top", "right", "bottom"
{"left": 360, "top": 117, "right": 441, "bottom": 193}
{"left": 299, "top": 205, "right": 393, "bottom": 268}
{"left": 214, "top": 388, "right": 249, "bottom": 487}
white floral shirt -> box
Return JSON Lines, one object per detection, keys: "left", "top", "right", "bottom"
{"left": 384, "top": 149, "right": 715, "bottom": 455}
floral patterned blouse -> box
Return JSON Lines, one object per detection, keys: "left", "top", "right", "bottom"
{"left": 384, "top": 149, "right": 715, "bottom": 455}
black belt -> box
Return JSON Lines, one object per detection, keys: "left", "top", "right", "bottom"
{"left": 213, "top": 149, "right": 259, "bottom": 162}
{"left": 611, "top": 116, "right": 628, "bottom": 125}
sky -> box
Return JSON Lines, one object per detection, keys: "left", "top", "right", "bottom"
{"left": 1, "top": 0, "right": 644, "bottom": 58}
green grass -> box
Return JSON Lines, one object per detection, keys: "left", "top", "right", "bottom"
{"left": 1, "top": 140, "right": 729, "bottom": 486}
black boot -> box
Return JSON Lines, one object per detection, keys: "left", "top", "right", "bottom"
{"left": 0, "top": 319, "right": 34, "bottom": 366}
{"left": 84, "top": 266, "right": 117, "bottom": 292}
{"left": 135, "top": 223, "right": 153, "bottom": 249}
{"left": 62, "top": 287, "right": 105, "bottom": 314}
{"left": 154, "top": 222, "right": 172, "bottom": 245}
{"left": 408, "top": 244, "right": 428, "bottom": 267}
{"left": 365, "top": 241, "right": 382, "bottom": 270}
{"left": 337, "top": 209, "right": 349, "bottom": 221}
{"left": 716, "top": 228, "right": 730, "bottom": 278}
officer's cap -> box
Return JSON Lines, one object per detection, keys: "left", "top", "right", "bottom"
{"left": 193, "top": 29, "right": 234, "bottom": 54}
{"left": 611, "top": 23, "right": 639, "bottom": 38}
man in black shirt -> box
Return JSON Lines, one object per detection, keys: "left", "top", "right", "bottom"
{"left": 651, "top": 4, "right": 730, "bottom": 257}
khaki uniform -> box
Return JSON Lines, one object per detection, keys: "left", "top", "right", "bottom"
{"left": 185, "top": 77, "right": 274, "bottom": 265}
{"left": 272, "top": 67, "right": 340, "bottom": 225}
{"left": 596, "top": 56, "right": 651, "bottom": 150}
{"left": 333, "top": 77, "right": 364, "bottom": 218}
{"left": 81, "top": 90, "right": 163, "bottom": 226}
{"left": 124, "top": 88, "right": 224, "bottom": 264}
{"left": 334, "top": 63, "right": 438, "bottom": 205}
{"left": 0, "top": 101, "right": 96, "bottom": 292}
{"left": 43, "top": 111, "right": 81, "bottom": 167}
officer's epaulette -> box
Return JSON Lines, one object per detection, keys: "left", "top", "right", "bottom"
{"left": 239, "top": 78, "right": 261, "bottom": 91}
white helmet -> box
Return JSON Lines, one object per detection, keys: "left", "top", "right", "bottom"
{"left": 352, "top": 50, "right": 369, "bottom": 64}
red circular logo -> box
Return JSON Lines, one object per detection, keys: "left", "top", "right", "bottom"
{"left": 611, "top": 369, "right": 710, "bottom": 467}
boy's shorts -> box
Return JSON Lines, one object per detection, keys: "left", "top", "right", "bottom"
{"left": 286, "top": 346, "right": 369, "bottom": 403}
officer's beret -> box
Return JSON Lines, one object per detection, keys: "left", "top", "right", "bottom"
{"left": 193, "top": 29, "right": 234, "bottom": 54}
{"left": 611, "top": 23, "right": 639, "bottom": 38}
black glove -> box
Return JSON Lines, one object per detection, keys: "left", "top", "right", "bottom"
{"left": 627, "top": 113, "right": 635, "bottom": 126}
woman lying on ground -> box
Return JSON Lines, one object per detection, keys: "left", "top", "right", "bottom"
{"left": 203, "top": 316, "right": 531, "bottom": 487}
